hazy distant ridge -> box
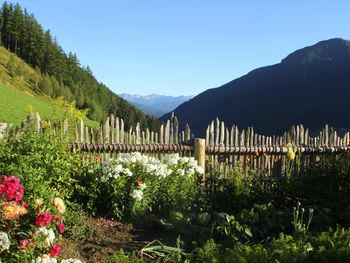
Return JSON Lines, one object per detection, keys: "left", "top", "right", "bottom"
{"left": 119, "top": 94, "right": 193, "bottom": 118}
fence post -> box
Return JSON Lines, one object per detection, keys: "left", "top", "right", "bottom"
{"left": 194, "top": 138, "right": 206, "bottom": 177}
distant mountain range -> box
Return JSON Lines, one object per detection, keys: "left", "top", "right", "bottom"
{"left": 119, "top": 94, "right": 193, "bottom": 118}
{"left": 161, "top": 38, "right": 350, "bottom": 136}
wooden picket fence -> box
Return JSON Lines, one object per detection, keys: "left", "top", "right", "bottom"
{"left": 2, "top": 112, "right": 350, "bottom": 177}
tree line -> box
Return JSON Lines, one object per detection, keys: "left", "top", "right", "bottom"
{"left": 0, "top": 1, "right": 160, "bottom": 130}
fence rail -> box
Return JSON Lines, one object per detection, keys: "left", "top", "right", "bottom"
{"left": 2, "top": 112, "right": 350, "bottom": 177}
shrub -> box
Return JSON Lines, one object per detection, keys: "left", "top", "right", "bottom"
{"left": 78, "top": 153, "right": 203, "bottom": 221}
{"left": 0, "top": 129, "right": 82, "bottom": 201}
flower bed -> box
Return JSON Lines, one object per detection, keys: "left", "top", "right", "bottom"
{"left": 0, "top": 175, "right": 83, "bottom": 263}
{"left": 79, "top": 152, "right": 204, "bottom": 220}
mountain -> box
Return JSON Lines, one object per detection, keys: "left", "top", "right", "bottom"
{"left": 119, "top": 94, "right": 193, "bottom": 118}
{"left": 161, "top": 38, "right": 350, "bottom": 136}
{"left": 0, "top": 2, "right": 159, "bottom": 130}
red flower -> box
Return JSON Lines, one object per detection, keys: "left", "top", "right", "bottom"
{"left": 21, "top": 200, "right": 28, "bottom": 207}
{"left": 56, "top": 215, "right": 62, "bottom": 222}
{"left": 49, "top": 244, "right": 61, "bottom": 257}
{"left": 136, "top": 178, "right": 142, "bottom": 186}
{"left": 58, "top": 223, "right": 65, "bottom": 234}
{"left": 19, "top": 239, "right": 30, "bottom": 250}
{"left": 0, "top": 176, "right": 25, "bottom": 202}
{"left": 95, "top": 155, "right": 101, "bottom": 163}
{"left": 36, "top": 212, "right": 52, "bottom": 226}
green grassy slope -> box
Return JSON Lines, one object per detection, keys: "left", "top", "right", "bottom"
{"left": 0, "top": 46, "right": 98, "bottom": 127}
{"left": 0, "top": 85, "right": 60, "bottom": 123}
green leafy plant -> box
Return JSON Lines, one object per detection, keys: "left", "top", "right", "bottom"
{"left": 215, "top": 213, "right": 252, "bottom": 245}
{"left": 0, "top": 128, "right": 82, "bottom": 201}
{"left": 292, "top": 202, "right": 314, "bottom": 236}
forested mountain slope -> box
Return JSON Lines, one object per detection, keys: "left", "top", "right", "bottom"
{"left": 162, "top": 38, "right": 350, "bottom": 136}
{"left": 0, "top": 2, "right": 159, "bottom": 130}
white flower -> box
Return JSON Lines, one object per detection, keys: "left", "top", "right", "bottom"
{"left": 130, "top": 189, "right": 143, "bottom": 201}
{"left": 177, "top": 169, "right": 185, "bottom": 176}
{"left": 123, "top": 168, "right": 133, "bottom": 177}
{"left": 163, "top": 153, "right": 180, "bottom": 165}
{"left": 145, "top": 163, "right": 158, "bottom": 173}
{"left": 196, "top": 166, "right": 204, "bottom": 174}
{"left": 186, "top": 167, "right": 195, "bottom": 176}
{"left": 36, "top": 227, "right": 55, "bottom": 246}
{"left": 32, "top": 254, "right": 57, "bottom": 263}
{"left": 155, "top": 164, "right": 172, "bottom": 178}
{"left": 188, "top": 157, "right": 198, "bottom": 167}
{"left": 180, "top": 157, "right": 189, "bottom": 163}
{"left": 0, "top": 232, "right": 10, "bottom": 251}
{"left": 113, "top": 164, "right": 123, "bottom": 174}
{"left": 139, "top": 183, "right": 147, "bottom": 191}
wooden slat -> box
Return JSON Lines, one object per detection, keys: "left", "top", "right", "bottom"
{"left": 116, "top": 117, "right": 120, "bottom": 143}
{"left": 210, "top": 121, "right": 214, "bottom": 146}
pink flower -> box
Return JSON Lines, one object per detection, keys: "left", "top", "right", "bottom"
{"left": 36, "top": 212, "right": 52, "bottom": 226}
{"left": 49, "top": 244, "right": 61, "bottom": 257}
{"left": 19, "top": 239, "right": 31, "bottom": 250}
{"left": 0, "top": 176, "right": 24, "bottom": 202}
{"left": 58, "top": 223, "right": 64, "bottom": 234}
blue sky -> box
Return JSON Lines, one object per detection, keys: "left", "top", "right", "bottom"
{"left": 5, "top": 0, "right": 350, "bottom": 96}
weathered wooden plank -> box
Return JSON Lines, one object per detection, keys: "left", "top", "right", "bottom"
{"left": 85, "top": 126, "right": 89, "bottom": 144}
{"left": 105, "top": 117, "right": 110, "bottom": 144}
{"left": 80, "top": 119, "right": 85, "bottom": 143}
{"left": 234, "top": 126, "right": 239, "bottom": 147}
{"left": 120, "top": 119, "right": 125, "bottom": 143}
{"left": 75, "top": 124, "right": 79, "bottom": 143}
{"left": 300, "top": 125, "right": 304, "bottom": 145}
{"left": 165, "top": 120, "right": 170, "bottom": 144}
{"left": 170, "top": 116, "right": 174, "bottom": 145}
{"left": 160, "top": 124, "right": 164, "bottom": 144}
{"left": 115, "top": 117, "right": 120, "bottom": 144}
{"left": 226, "top": 127, "right": 229, "bottom": 146}
{"left": 290, "top": 125, "right": 296, "bottom": 145}
{"left": 210, "top": 121, "right": 214, "bottom": 146}
{"left": 174, "top": 116, "right": 179, "bottom": 144}
{"left": 324, "top": 124, "right": 329, "bottom": 146}
{"left": 99, "top": 124, "right": 103, "bottom": 144}
{"left": 240, "top": 129, "right": 245, "bottom": 147}
{"left": 136, "top": 123, "right": 141, "bottom": 144}
{"left": 305, "top": 129, "right": 309, "bottom": 146}
{"left": 110, "top": 114, "right": 115, "bottom": 144}
{"left": 185, "top": 123, "right": 191, "bottom": 143}
{"left": 91, "top": 128, "right": 95, "bottom": 144}
{"left": 230, "top": 125, "right": 235, "bottom": 147}
{"left": 296, "top": 125, "right": 300, "bottom": 146}
{"left": 250, "top": 127, "right": 254, "bottom": 147}
{"left": 215, "top": 118, "right": 220, "bottom": 146}
{"left": 36, "top": 112, "right": 41, "bottom": 132}
{"left": 220, "top": 121, "right": 225, "bottom": 145}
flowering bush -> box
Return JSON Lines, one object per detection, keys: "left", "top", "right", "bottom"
{"left": 0, "top": 175, "right": 83, "bottom": 262}
{"left": 81, "top": 152, "right": 203, "bottom": 220}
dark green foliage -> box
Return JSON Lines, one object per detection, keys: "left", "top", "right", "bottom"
{"left": 0, "top": 2, "right": 160, "bottom": 130}
{"left": 64, "top": 204, "right": 94, "bottom": 242}
{"left": 0, "top": 128, "right": 82, "bottom": 200}
{"left": 105, "top": 250, "right": 147, "bottom": 263}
